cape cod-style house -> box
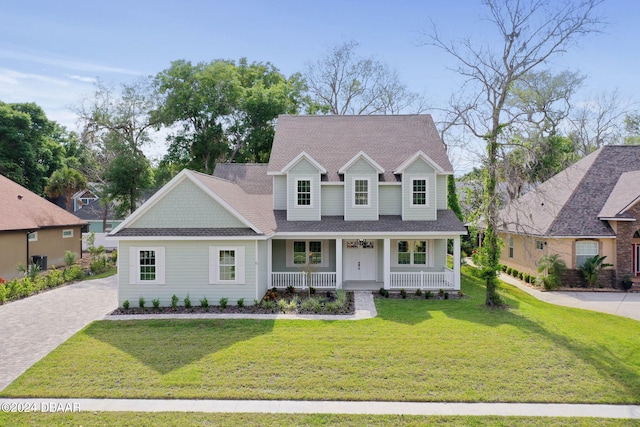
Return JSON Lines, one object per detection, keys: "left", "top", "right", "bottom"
{"left": 109, "top": 115, "right": 467, "bottom": 306}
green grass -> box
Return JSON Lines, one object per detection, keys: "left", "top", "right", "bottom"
{"left": 89, "top": 267, "right": 117, "bottom": 280}
{"left": 0, "top": 413, "right": 638, "bottom": 427}
{"left": 2, "top": 266, "right": 640, "bottom": 403}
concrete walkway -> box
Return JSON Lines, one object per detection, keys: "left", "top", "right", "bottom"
{"left": 0, "top": 276, "right": 118, "bottom": 391}
{"left": 0, "top": 398, "right": 638, "bottom": 418}
{"left": 497, "top": 271, "right": 640, "bottom": 321}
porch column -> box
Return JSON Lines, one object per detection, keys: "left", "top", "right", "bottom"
{"left": 454, "top": 236, "right": 461, "bottom": 290}
{"left": 267, "top": 239, "right": 273, "bottom": 288}
{"left": 335, "top": 238, "right": 343, "bottom": 289}
{"left": 383, "top": 238, "right": 390, "bottom": 290}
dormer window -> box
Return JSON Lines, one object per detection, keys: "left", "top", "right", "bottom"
{"left": 296, "top": 179, "right": 312, "bottom": 206}
{"left": 353, "top": 178, "right": 370, "bottom": 207}
{"left": 411, "top": 178, "right": 428, "bottom": 206}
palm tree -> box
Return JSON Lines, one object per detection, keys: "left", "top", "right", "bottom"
{"left": 45, "top": 167, "right": 87, "bottom": 212}
{"left": 579, "top": 255, "right": 613, "bottom": 290}
{"left": 537, "top": 254, "right": 567, "bottom": 290}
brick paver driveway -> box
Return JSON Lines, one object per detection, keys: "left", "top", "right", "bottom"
{"left": 0, "top": 275, "right": 117, "bottom": 391}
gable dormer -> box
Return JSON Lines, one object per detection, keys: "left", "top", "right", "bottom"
{"left": 394, "top": 151, "right": 446, "bottom": 221}
{"left": 339, "top": 151, "right": 384, "bottom": 221}
{"left": 279, "top": 151, "right": 326, "bottom": 221}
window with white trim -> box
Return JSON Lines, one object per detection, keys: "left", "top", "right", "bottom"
{"left": 129, "top": 247, "right": 165, "bottom": 285}
{"left": 508, "top": 236, "right": 514, "bottom": 258}
{"left": 576, "top": 240, "right": 598, "bottom": 268}
{"left": 28, "top": 232, "right": 38, "bottom": 242}
{"left": 353, "top": 178, "right": 369, "bottom": 207}
{"left": 394, "top": 240, "right": 432, "bottom": 266}
{"left": 296, "top": 179, "right": 312, "bottom": 206}
{"left": 286, "top": 240, "right": 327, "bottom": 267}
{"left": 536, "top": 240, "right": 544, "bottom": 251}
{"left": 411, "top": 178, "right": 428, "bottom": 206}
{"left": 209, "top": 246, "right": 245, "bottom": 284}
{"left": 62, "top": 229, "right": 74, "bottom": 238}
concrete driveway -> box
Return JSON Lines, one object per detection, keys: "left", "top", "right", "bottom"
{"left": 0, "top": 275, "right": 117, "bottom": 391}
{"left": 499, "top": 272, "right": 640, "bottom": 321}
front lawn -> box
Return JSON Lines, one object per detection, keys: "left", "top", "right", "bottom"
{"left": 3, "top": 266, "right": 640, "bottom": 403}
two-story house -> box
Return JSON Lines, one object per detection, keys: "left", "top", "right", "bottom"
{"left": 109, "top": 115, "right": 466, "bottom": 307}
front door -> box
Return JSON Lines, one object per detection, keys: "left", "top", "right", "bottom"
{"left": 344, "top": 240, "right": 377, "bottom": 281}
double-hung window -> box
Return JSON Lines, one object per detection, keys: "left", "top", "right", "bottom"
{"left": 210, "top": 246, "right": 245, "bottom": 284}
{"left": 509, "top": 236, "right": 514, "bottom": 258}
{"left": 353, "top": 178, "right": 369, "bottom": 207}
{"left": 130, "top": 247, "right": 165, "bottom": 284}
{"left": 576, "top": 240, "right": 598, "bottom": 268}
{"left": 287, "top": 240, "right": 326, "bottom": 267}
{"left": 296, "top": 179, "right": 312, "bottom": 206}
{"left": 395, "top": 240, "right": 431, "bottom": 266}
{"left": 411, "top": 178, "right": 428, "bottom": 206}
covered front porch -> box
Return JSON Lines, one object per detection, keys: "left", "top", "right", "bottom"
{"left": 268, "top": 236, "right": 461, "bottom": 291}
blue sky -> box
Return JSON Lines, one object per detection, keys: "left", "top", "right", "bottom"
{"left": 0, "top": 0, "right": 637, "bottom": 165}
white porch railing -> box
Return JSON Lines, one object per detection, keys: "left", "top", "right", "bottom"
{"left": 271, "top": 272, "right": 336, "bottom": 289}
{"left": 389, "top": 268, "right": 454, "bottom": 289}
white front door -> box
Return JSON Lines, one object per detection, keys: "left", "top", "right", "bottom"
{"left": 344, "top": 240, "right": 377, "bottom": 281}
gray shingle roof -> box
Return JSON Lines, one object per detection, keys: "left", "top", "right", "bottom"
{"left": 268, "top": 115, "right": 453, "bottom": 182}
{"left": 74, "top": 199, "right": 124, "bottom": 221}
{"left": 598, "top": 170, "right": 640, "bottom": 219}
{"left": 499, "top": 145, "right": 640, "bottom": 237}
{"left": 213, "top": 163, "right": 272, "bottom": 194}
{"left": 274, "top": 210, "right": 466, "bottom": 234}
{"left": 112, "top": 228, "right": 259, "bottom": 237}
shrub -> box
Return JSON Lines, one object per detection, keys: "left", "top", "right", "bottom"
{"left": 0, "top": 284, "right": 6, "bottom": 304}
{"left": 171, "top": 294, "right": 179, "bottom": 310}
{"left": 200, "top": 297, "right": 209, "bottom": 308}
{"left": 285, "top": 285, "right": 295, "bottom": 294}
{"left": 184, "top": 294, "right": 192, "bottom": 309}
{"left": 512, "top": 269, "right": 520, "bottom": 278}
{"left": 324, "top": 300, "right": 342, "bottom": 313}
{"left": 400, "top": 289, "right": 407, "bottom": 299}
{"left": 219, "top": 297, "right": 228, "bottom": 309}
{"left": 110, "top": 250, "right": 118, "bottom": 264}
{"left": 64, "top": 250, "right": 78, "bottom": 267}
{"left": 438, "top": 289, "right": 444, "bottom": 297}
{"left": 90, "top": 257, "right": 108, "bottom": 274}
{"left": 538, "top": 254, "right": 568, "bottom": 290}
{"left": 138, "top": 296, "right": 145, "bottom": 309}
{"left": 47, "top": 269, "right": 64, "bottom": 288}
{"left": 415, "top": 288, "right": 423, "bottom": 297}
{"left": 263, "top": 289, "right": 278, "bottom": 301}
{"left": 379, "top": 287, "right": 386, "bottom": 296}
{"left": 506, "top": 267, "right": 513, "bottom": 276}
{"left": 253, "top": 299, "right": 259, "bottom": 306}
{"left": 152, "top": 298, "right": 160, "bottom": 309}
{"left": 383, "top": 289, "right": 389, "bottom": 298}
{"left": 425, "top": 290, "right": 433, "bottom": 299}
{"left": 64, "top": 265, "right": 84, "bottom": 282}
{"left": 444, "top": 292, "right": 450, "bottom": 299}
{"left": 500, "top": 264, "right": 507, "bottom": 272}
{"left": 309, "top": 286, "right": 316, "bottom": 295}
{"left": 237, "top": 298, "right": 245, "bottom": 308}
{"left": 261, "top": 299, "right": 276, "bottom": 312}
{"left": 277, "top": 298, "right": 289, "bottom": 313}
{"left": 123, "top": 300, "right": 130, "bottom": 310}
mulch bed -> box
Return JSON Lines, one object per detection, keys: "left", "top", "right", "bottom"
{"left": 110, "top": 290, "right": 355, "bottom": 316}
{"left": 374, "top": 289, "right": 464, "bottom": 301}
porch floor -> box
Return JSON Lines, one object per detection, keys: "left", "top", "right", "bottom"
{"left": 342, "top": 281, "right": 383, "bottom": 291}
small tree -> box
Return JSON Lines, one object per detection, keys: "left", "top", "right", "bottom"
{"left": 537, "top": 254, "right": 566, "bottom": 290}
{"left": 579, "top": 255, "right": 613, "bottom": 290}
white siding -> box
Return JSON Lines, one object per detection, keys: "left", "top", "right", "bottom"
{"left": 273, "top": 176, "right": 286, "bottom": 210}
{"left": 286, "top": 159, "right": 321, "bottom": 221}
{"left": 131, "top": 179, "right": 245, "bottom": 228}
{"left": 344, "top": 158, "right": 378, "bottom": 220}
{"left": 118, "top": 240, "right": 258, "bottom": 307}
{"left": 321, "top": 185, "right": 344, "bottom": 216}
{"left": 379, "top": 185, "right": 401, "bottom": 215}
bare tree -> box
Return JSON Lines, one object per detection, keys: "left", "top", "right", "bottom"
{"left": 305, "top": 40, "right": 424, "bottom": 115}
{"left": 424, "top": 0, "right": 603, "bottom": 306}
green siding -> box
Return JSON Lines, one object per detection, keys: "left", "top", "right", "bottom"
{"left": 321, "top": 185, "right": 344, "bottom": 216}
{"left": 131, "top": 179, "right": 245, "bottom": 228}
{"left": 273, "top": 176, "right": 286, "bottom": 210}
{"left": 402, "top": 158, "right": 436, "bottom": 221}
{"left": 436, "top": 175, "right": 447, "bottom": 210}
{"left": 344, "top": 158, "right": 378, "bottom": 220}
{"left": 271, "top": 239, "right": 336, "bottom": 272}
{"left": 118, "top": 240, "right": 258, "bottom": 307}
{"left": 286, "top": 159, "right": 321, "bottom": 220}
{"left": 379, "top": 185, "right": 401, "bottom": 215}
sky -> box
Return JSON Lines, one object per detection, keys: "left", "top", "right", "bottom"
{"left": 1, "top": 0, "right": 638, "bottom": 169}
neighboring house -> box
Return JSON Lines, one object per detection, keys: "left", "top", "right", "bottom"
{"left": 0, "top": 174, "right": 87, "bottom": 280}
{"left": 108, "top": 115, "right": 467, "bottom": 306}
{"left": 497, "top": 145, "right": 640, "bottom": 286}
{"left": 74, "top": 199, "right": 124, "bottom": 250}
{"left": 71, "top": 187, "right": 99, "bottom": 212}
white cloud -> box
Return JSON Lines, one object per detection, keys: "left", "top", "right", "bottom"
{"left": 64, "top": 74, "right": 97, "bottom": 84}
{"left": 0, "top": 68, "right": 69, "bottom": 86}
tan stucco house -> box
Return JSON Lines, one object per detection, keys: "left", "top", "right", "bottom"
{"left": 0, "top": 174, "right": 87, "bottom": 279}
{"left": 497, "top": 145, "right": 640, "bottom": 287}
